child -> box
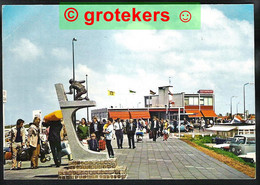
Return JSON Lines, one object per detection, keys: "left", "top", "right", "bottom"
{"left": 163, "top": 121, "right": 170, "bottom": 141}
{"left": 98, "top": 136, "right": 106, "bottom": 151}
{"left": 87, "top": 133, "right": 99, "bottom": 152}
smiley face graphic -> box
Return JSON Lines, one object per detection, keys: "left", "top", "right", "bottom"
{"left": 179, "top": 10, "right": 192, "bottom": 23}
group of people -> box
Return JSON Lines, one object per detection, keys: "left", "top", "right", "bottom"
{"left": 76, "top": 117, "right": 143, "bottom": 158}
{"left": 76, "top": 116, "right": 174, "bottom": 159}
{"left": 9, "top": 115, "right": 177, "bottom": 169}
{"left": 76, "top": 117, "right": 114, "bottom": 158}
{"left": 190, "top": 118, "right": 215, "bottom": 131}
{"left": 10, "top": 117, "right": 63, "bottom": 170}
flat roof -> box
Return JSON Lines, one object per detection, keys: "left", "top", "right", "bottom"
{"left": 206, "top": 126, "right": 236, "bottom": 132}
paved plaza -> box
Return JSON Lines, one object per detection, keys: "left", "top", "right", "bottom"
{"left": 4, "top": 133, "right": 252, "bottom": 180}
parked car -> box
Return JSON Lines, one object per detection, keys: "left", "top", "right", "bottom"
{"left": 3, "top": 146, "right": 12, "bottom": 165}
{"left": 169, "top": 120, "right": 193, "bottom": 132}
{"left": 238, "top": 152, "right": 256, "bottom": 163}
{"left": 213, "top": 138, "right": 233, "bottom": 151}
{"left": 229, "top": 134, "right": 255, "bottom": 156}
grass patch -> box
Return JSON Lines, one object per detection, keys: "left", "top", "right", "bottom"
{"left": 184, "top": 135, "right": 256, "bottom": 168}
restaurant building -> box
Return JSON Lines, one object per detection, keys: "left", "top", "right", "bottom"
{"left": 91, "top": 86, "right": 217, "bottom": 121}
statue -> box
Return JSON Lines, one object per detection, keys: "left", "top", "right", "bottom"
{"left": 66, "top": 79, "right": 89, "bottom": 100}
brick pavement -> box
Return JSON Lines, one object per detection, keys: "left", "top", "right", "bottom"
{"left": 4, "top": 133, "right": 252, "bottom": 180}
{"left": 114, "top": 133, "right": 252, "bottom": 180}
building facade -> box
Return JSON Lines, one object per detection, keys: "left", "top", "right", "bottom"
{"left": 92, "top": 86, "right": 217, "bottom": 121}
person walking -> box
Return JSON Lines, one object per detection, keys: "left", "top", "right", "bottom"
{"left": 151, "top": 116, "right": 159, "bottom": 141}
{"left": 28, "top": 117, "right": 41, "bottom": 169}
{"left": 10, "top": 119, "right": 26, "bottom": 170}
{"left": 114, "top": 118, "right": 124, "bottom": 149}
{"left": 163, "top": 120, "right": 170, "bottom": 141}
{"left": 42, "top": 119, "right": 63, "bottom": 167}
{"left": 159, "top": 119, "right": 164, "bottom": 137}
{"left": 126, "top": 119, "right": 136, "bottom": 149}
{"left": 104, "top": 118, "right": 114, "bottom": 158}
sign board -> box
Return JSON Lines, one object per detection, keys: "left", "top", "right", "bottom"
{"left": 3, "top": 90, "right": 7, "bottom": 103}
{"left": 198, "top": 90, "right": 214, "bottom": 94}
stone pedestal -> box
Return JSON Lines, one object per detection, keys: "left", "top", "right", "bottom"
{"left": 55, "top": 83, "right": 107, "bottom": 160}
{"left": 58, "top": 159, "right": 127, "bottom": 179}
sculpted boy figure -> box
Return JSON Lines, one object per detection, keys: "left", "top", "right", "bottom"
{"left": 66, "top": 79, "right": 89, "bottom": 100}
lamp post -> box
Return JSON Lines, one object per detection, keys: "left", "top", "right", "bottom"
{"left": 243, "top": 82, "right": 254, "bottom": 120}
{"left": 86, "top": 74, "right": 89, "bottom": 121}
{"left": 72, "top": 38, "right": 77, "bottom": 100}
{"left": 165, "top": 104, "right": 168, "bottom": 120}
{"left": 236, "top": 102, "right": 240, "bottom": 115}
{"left": 230, "top": 96, "right": 236, "bottom": 119}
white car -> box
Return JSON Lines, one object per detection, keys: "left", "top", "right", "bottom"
{"left": 238, "top": 152, "right": 256, "bottom": 163}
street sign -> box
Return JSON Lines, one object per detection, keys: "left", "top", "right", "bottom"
{"left": 198, "top": 90, "right": 214, "bottom": 94}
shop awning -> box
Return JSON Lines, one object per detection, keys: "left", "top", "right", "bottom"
{"left": 130, "top": 111, "right": 150, "bottom": 119}
{"left": 201, "top": 110, "right": 217, "bottom": 117}
{"left": 108, "top": 111, "right": 130, "bottom": 119}
{"left": 185, "top": 110, "right": 203, "bottom": 118}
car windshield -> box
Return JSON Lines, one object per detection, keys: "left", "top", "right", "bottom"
{"left": 231, "top": 137, "right": 245, "bottom": 144}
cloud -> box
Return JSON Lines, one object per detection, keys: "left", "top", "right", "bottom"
{"left": 111, "top": 5, "right": 254, "bottom": 115}
{"left": 11, "top": 38, "right": 42, "bottom": 61}
{"left": 51, "top": 47, "right": 71, "bottom": 60}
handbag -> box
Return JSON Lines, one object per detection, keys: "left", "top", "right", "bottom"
{"left": 17, "top": 147, "right": 30, "bottom": 161}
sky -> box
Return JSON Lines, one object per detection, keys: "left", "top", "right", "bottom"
{"left": 2, "top": 4, "right": 255, "bottom": 125}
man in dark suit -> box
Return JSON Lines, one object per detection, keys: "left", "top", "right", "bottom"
{"left": 151, "top": 116, "right": 159, "bottom": 141}
{"left": 126, "top": 119, "right": 136, "bottom": 149}
{"left": 90, "top": 117, "right": 102, "bottom": 141}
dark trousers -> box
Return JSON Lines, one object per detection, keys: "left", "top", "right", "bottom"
{"left": 115, "top": 130, "right": 123, "bottom": 148}
{"left": 127, "top": 133, "right": 135, "bottom": 148}
{"left": 152, "top": 130, "right": 157, "bottom": 141}
{"left": 49, "top": 141, "right": 62, "bottom": 166}
{"left": 106, "top": 139, "right": 114, "bottom": 157}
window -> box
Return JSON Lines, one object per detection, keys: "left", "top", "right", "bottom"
{"left": 200, "top": 98, "right": 204, "bottom": 105}
{"left": 185, "top": 97, "right": 199, "bottom": 105}
{"left": 188, "top": 97, "right": 194, "bottom": 105}
{"left": 194, "top": 97, "right": 199, "bottom": 105}
{"left": 246, "top": 137, "right": 255, "bottom": 144}
{"left": 200, "top": 97, "right": 213, "bottom": 106}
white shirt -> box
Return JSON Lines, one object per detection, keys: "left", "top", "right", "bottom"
{"left": 93, "top": 122, "right": 98, "bottom": 132}
{"left": 130, "top": 123, "right": 133, "bottom": 131}
{"left": 154, "top": 121, "right": 157, "bottom": 128}
{"left": 114, "top": 122, "right": 123, "bottom": 130}
{"left": 105, "top": 124, "right": 113, "bottom": 140}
